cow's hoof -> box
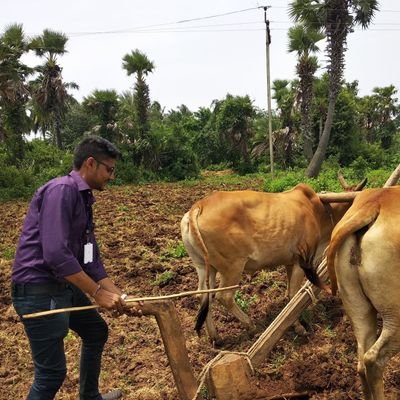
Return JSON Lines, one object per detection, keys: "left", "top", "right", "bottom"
{"left": 212, "top": 337, "right": 224, "bottom": 348}
{"left": 294, "top": 323, "right": 308, "bottom": 336}
{"left": 247, "top": 324, "right": 257, "bottom": 337}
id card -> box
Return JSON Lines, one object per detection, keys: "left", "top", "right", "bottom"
{"left": 84, "top": 243, "right": 93, "bottom": 264}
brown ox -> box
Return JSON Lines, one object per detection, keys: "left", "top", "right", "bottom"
{"left": 181, "top": 180, "right": 366, "bottom": 343}
{"left": 326, "top": 186, "right": 400, "bottom": 400}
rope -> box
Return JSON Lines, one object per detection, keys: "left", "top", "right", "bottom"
{"left": 192, "top": 351, "right": 254, "bottom": 400}
{"left": 303, "top": 285, "right": 317, "bottom": 305}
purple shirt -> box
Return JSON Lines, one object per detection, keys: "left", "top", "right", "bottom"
{"left": 12, "top": 170, "right": 108, "bottom": 284}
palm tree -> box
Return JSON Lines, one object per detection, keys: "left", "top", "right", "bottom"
{"left": 122, "top": 49, "right": 154, "bottom": 139}
{"left": 30, "top": 29, "right": 78, "bottom": 148}
{"left": 272, "top": 79, "right": 299, "bottom": 167}
{"left": 82, "top": 89, "right": 120, "bottom": 142}
{"left": 122, "top": 49, "right": 155, "bottom": 167}
{"left": 359, "top": 85, "right": 399, "bottom": 148}
{"left": 289, "top": 0, "right": 379, "bottom": 177}
{"left": 288, "top": 23, "right": 324, "bottom": 161}
{"left": 0, "top": 24, "right": 31, "bottom": 161}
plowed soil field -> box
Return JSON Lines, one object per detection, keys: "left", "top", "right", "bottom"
{"left": 1, "top": 175, "right": 400, "bottom": 399}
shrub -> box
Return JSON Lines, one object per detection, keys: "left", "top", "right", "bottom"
{"left": 0, "top": 140, "right": 74, "bottom": 201}
{"left": 0, "top": 164, "right": 36, "bottom": 200}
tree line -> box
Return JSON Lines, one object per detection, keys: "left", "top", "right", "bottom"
{"left": 1, "top": 0, "right": 399, "bottom": 199}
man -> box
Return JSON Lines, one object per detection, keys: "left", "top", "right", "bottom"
{"left": 12, "top": 136, "right": 128, "bottom": 400}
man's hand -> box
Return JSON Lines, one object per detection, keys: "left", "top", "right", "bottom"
{"left": 94, "top": 287, "right": 124, "bottom": 313}
{"left": 122, "top": 296, "right": 144, "bottom": 317}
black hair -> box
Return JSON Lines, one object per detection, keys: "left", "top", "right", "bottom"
{"left": 73, "top": 135, "right": 121, "bottom": 169}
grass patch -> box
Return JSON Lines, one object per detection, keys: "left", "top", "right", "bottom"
{"left": 160, "top": 241, "right": 187, "bottom": 260}
{"left": 234, "top": 290, "right": 258, "bottom": 313}
{"left": 151, "top": 270, "right": 176, "bottom": 287}
{"left": 0, "top": 246, "right": 15, "bottom": 260}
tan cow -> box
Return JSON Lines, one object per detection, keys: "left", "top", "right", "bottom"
{"left": 181, "top": 179, "right": 366, "bottom": 343}
{"left": 326, "top": 186, "right": 400, "bottom": 400}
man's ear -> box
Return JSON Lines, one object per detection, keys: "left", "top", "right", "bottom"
{"left": 86, "top": 157, "right": 96, "bottom": 169}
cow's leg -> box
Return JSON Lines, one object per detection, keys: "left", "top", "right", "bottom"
{"left": 204, "top": 267, "right": 219, "bottom": 343}
{"left": 336, "top": 236, "right": 377, "bottom": 400}
{"left": 359, "top": 244, "right": 400, "bottom": 400}
{"left": 194, "top": 262, "right": 219, "bottom": 342}
{"left": 216, "top": 264, "right": 254, "bottom": 330}
{"left": 362, "top": 322, "right": 400, "bottom": 400}
{"left": 285, "top": 264, "right": 306, "bottom": 335}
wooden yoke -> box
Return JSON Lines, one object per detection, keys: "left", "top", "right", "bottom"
{"left": 129, "top": 301, "right": 197, "bottom": 400}
{"left": 318, "top": 191, "right": 359, "bottom": 203}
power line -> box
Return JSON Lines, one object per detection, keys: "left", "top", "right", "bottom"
{"left": 269, "top": 5, "right": 400, "bottom": 12}
{"left": 176, "top": 7, "right": 260, "bottom": 23}
{"left": 57, "top": 7, "right": 262, "bottom": 37}
{"left": 24, "top": 6, "right": 400, "bottom": 37}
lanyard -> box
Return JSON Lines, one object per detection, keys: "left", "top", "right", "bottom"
{"left": 84, "top": 192, "right": 94, "bottom": 243}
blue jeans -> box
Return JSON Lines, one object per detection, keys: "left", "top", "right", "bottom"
{"left": 12, "top": 284, "right": 108, "bottom": 400}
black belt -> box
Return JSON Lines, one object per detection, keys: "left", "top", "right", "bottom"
{"left": 11, "top": 282, "right": 70, "bottom": 297}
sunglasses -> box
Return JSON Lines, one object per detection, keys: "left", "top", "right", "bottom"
{"left": 95, "top": 159, "right": 116, "bottom": 175}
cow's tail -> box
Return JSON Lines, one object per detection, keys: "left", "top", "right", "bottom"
{"left": 326, "top": 202, "right": 379, "bottom": 295}
{"left": 189, "top": 204, "right": 211, "bottom": 335}
{"left": 195, "top": 296, "right": 209, "bottom": 336}
{"left": 297, "top": 244, "right": 330, "bottom": 293}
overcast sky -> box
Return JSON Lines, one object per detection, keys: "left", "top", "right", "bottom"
{"left": 2, "top": 0, "right": 399, "bottom": 112}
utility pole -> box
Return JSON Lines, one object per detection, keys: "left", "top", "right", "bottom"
{"left": 262, "top": 6, "right": 274, "bottom": 178}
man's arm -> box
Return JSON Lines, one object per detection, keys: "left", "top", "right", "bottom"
{"left": 97, "top": 277, "right": 123, "bottom": 296}
{"left": 65, "top": 271, "right": 124, "bottom": 311}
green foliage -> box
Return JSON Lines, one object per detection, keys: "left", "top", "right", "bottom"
{"left": 62, "top": 102, "right": 98, "bottom": 148}
{"left": 0, "top": 163, "right": 35, "bottom": 199}
{"left": 29, "top": 29, "right": 76, "bottom": 149}
{"left": 199, "top": 386, "right": 209, "bottom": 400}
{"left": 112, "top": 156, "right": 157, "bottom": 185}
{"left": 234, "top": 290, "right": 258, "bottom": 313}
{"left": 160, "top": 242, "right": 187, "bottom": 260}
{"left": 264, "top": 171, "right": 304, "bottom": 192}
{"left": 0, "top": 24, "right": 31, "bottom": 162}
{"left": 358, "top": 85, "right": 400, "bottom": 149}
{"left": 0, "top": 245, "right": 15, "bottom": 260}
{"left": 215, "top": 95, "right": 256, "bottom": 170}
{"left": 154, "top": 118, "right": 200, "bottom": 181}
{"left": 300, "top": 309, "right": 314, "bottom": 327}
{"left": 204, "top": 162, "right": 231, "bottom": 172}
{"left": 322, "top": 325, "right": 337, "bottom": 339}
{"left": 262, "top": 165, "right": 381, "bottom": 194}
{"left": 82, "top": 90, "right": 120, "bottom": 143}
{"left": 357, "top": 142, "right": 389, "bottom": 169}
{"left": 327, "top": 86, "right": 361, "bottom": 165}
{"left": 0, "top": 140, "right": 72, "bottom": 200}
{"left": 363, "top": 169, "right": 392, "bottom": 188}
{"left": 151, "top": 270, "right": 176, "bottom": 287}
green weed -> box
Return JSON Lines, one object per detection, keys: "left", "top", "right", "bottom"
{"left": 151, "top": 270, "right": 176, "bottom": 287}
{"left": 117, "top": 205, "right": 129, "bottom": 212}
{"left": 234, "top": 290, "right": 258, "bottom": 313}
{"left": 323, "top": 325, "right": 337, "bottom": 339}
{"left": 0, "top": 246, "right": 15, "bottom": 260}
{"left": 160, "top": 241, "right": 187, "bottom": 260}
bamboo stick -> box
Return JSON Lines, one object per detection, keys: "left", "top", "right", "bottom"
{"left": 22, "top": 285, "right": 239, "bottom": 319}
